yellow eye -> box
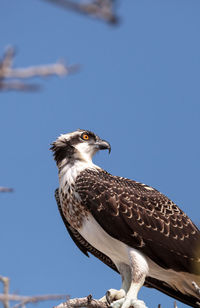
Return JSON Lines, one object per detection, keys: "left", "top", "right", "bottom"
{"left": 82, "top": 133, "right": 89, "bottom": 140}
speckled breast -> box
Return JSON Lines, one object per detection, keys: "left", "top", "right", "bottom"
{"left": 59, "top": 185, "right": 88, "bottom": 229}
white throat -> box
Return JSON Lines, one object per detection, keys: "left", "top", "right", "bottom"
{"left": 58, "top": 141, "right": 100, "bottom": 190}
{"left": 59, "top": 158, "right": 99, "bottom": 189}
{"left": 74, "top": 142, "right": 97, "bottom": 162}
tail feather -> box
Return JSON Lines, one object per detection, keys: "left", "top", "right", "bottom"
{"left": 145, "top": 276, "right": 200, "bottom": 308}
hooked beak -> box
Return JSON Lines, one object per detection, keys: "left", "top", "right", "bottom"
{"left": 95, "top": 139, "right": 111, "bottom": 153}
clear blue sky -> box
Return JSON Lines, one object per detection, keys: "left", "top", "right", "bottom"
{"left": 0, "top": 1, "right": 200, "bottom": 307}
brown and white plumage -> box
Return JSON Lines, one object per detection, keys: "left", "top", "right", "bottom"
{"left": 51, "top": 129, "right": 200, "bottom": 308}
{"left": 75, "top": 168, "right": 199, "bottom": 274}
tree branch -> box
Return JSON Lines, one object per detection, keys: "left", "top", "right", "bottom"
{"left": 54, "top": 296, "right": 182, "bottom": 308}
{"left": 0, "top": 47, "right": 79, "bottom": 91}
{"left": 54, "top": 295, "right": 108, "bottom": 308}
{"left": 42, "top": 0, "right": 119, "bottom": 24}
{"left": 0, "top": 275, "right": 69, "bottom": 308}
{"left": 0, "top": 294, "right": 69, "bottom": 308}
{"left": 0, "top": 187, "right": 13, "bottom": 192}
{"left": 0, "top": 276, "right": 10, "bottom": 308}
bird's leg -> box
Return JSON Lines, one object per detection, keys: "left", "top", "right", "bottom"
{"left": 99, "top": 264, "right": 131, "bottom": 304}
{"left": 110, "top": 249, "right": 149, "bottom": 308}
{"left": 111, "top": 278, "right": 147, "bottom": 308}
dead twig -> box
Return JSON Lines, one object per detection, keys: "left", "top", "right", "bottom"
{"left": 54, "top": 295, "right": 108, "bottom": 308}
{"left": 174, "top": 301, "right": 178, "bottom": 308}
{"left": 0, "top": 187, "right": 13, "bottom": 192}
{"left": 0, "top": 294, "right": 69, "bottom": 308}
{"left": 0, "top": 276, "right": 10, "bottom": 308}
{"left": 12, "top": 295, "right": 69, "bottom": 308}
{"left": 0, "top": 47, "right": 79, "bottom": 91}
{"left": 42, "top": 0, "right": 119, "bottom": 24}
{"left": 0, "top": 275, "right": 69, "bottom": 308}
{"left": 0, "top": 81, "right": 40, "bottom": 91}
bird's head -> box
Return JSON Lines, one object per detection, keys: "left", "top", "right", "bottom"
{"left": 50, "top": 129, "right": 111, "bottom": 167}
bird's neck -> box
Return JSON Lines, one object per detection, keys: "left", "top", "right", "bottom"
{"left": 58, "top": 158, "right": 99, "bottom": 189}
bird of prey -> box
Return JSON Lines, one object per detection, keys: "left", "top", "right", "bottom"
{"left": 51, "top": 129, "right": 200, "bottom": 308}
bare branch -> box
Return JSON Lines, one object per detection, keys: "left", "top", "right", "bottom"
{"left": 0, "top": 187, "right": 13, "bottom": 192}
{"left": 0, "top": 81, "right": 40, "bottom": 92}
{"left": 0, "top": 47, "right": 79, "bottom": 91}
{"left": 0, "top": 276, "right": 10, "bottom": 308}
{"left": 174, "top": 301, "right": 178, "bottom": 308}
{"left": 0, "top": 275, "right": 69, "bottom": 308}
{"left": 13, "top": 295, "right": 69, "bottom": 308}
{"left": 2, "top": 61, "right": 78, "bottom": 79}
{"left": 0, "top": 47, "right": 15, "bottom": 72}
{"left": 0, "top": 294, "right": 69, "bottom": 308}
{"left": 42, "top": 0, "right": 119, "bottom": 24}
{"left": 54, "top": 295, "right": 108, "bottom": 308}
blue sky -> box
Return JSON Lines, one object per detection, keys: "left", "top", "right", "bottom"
{"left": 0, "top": 0, "right": 200, "bottom": 307}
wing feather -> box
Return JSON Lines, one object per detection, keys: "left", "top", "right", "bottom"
{"left": 75, "top": 169, "right": 200, "bottom": 274}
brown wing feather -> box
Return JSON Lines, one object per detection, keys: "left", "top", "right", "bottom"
{"left": 55, "top": 187, "right": 200, "bottom": 307}
{"left": 75, "top": 169, "right": 200, "bottom": 274}
{"left": 145, "top": 277, "right": 200, "bottom": 308}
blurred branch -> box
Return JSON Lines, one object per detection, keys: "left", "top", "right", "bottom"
{"left": 54, "top": 295, "right": 108, "bottom": 308}
{"left": 0, "top": 47, "right": 79, "bottom": 91}
{"left": 173, "top": 301, "right": 178, "bottom": 308}
{"left": 0, "top": 81, "right": 40, "bottom": 91}
{"left": 0, "top": 187, "right": 13, "bottom": 192}
{"left": 0, "top": 276, "right": 10, "bottom": 308}
{"left": 0, "top": 275, "right": 69, "bottom": 308}
{"left": 42, "top": 0, "right": 119, "bottom": 24}
{"left": 0, "top": 294, "right": 69, "bottom": 308}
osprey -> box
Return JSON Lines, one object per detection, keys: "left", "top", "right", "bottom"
{"left": 51, "top": 129, "right": 200, "bottom": 308}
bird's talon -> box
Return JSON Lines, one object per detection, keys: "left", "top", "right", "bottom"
{"left": 99, "top": 289, "right": 126, "bottom": 304}
{"left": 106, "top": 291, "right": 112, "bottom": 305}
{"left": 110, "top": 298, "right": 147, "bottom": 308}
{"left": 87, "top": 294, "right": 92, "bottom": 303}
